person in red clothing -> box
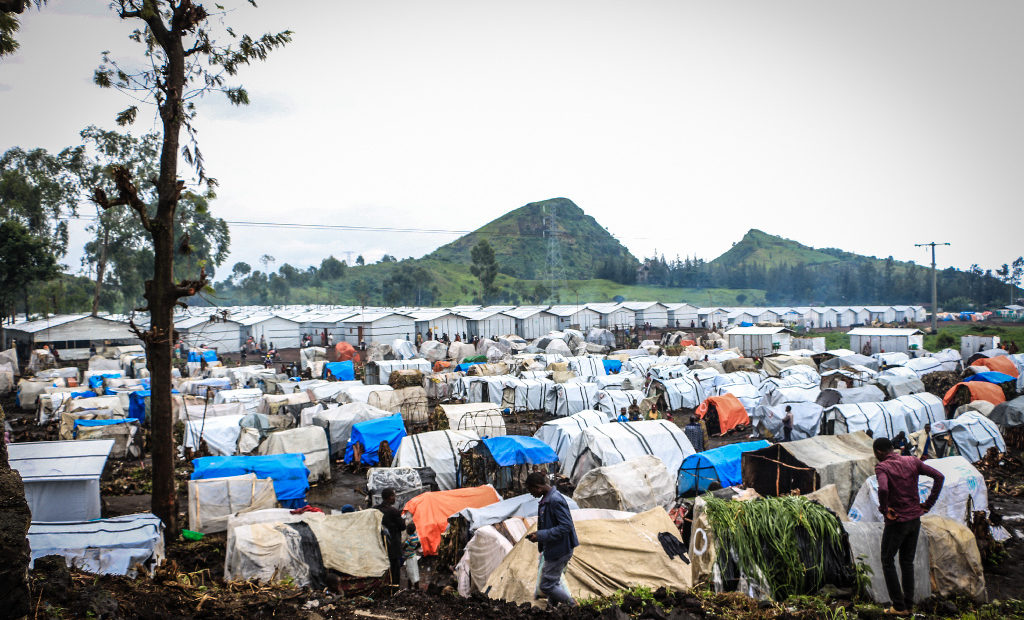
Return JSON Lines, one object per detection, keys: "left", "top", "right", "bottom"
{"left": 873, "top": 437, "right": 945, "bottom": 616}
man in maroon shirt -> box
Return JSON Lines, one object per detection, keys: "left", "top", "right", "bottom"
{"left": 873, "top": 437, "right": 945, "bottom": 615}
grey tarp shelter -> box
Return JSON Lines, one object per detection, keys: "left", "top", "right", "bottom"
{"left": 990, "top": 396, "right": 1024, "bottom": 429}
{"left": 8, "top": 439, "right": 114, "bottom": 521}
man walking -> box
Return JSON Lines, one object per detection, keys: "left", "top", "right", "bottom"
{"left": 525, "top": 472, "right": 578, "bottom": 608}
{"left": 684, "top": 416, "right": 704, "bottom": 452}
{"left": 374, "top": 488, "right": 405, "bottom": 586}
{"left": 873, "top": 437, "right": 945, "bottom": 616}
{"left": 782, "top": 405, "right": 794, "bottom": 442}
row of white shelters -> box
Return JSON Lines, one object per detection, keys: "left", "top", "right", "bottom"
{"left": 724, "top": 326, "right": 794, "bottom": 357}
{"left": 547, "top": 305, "right": 600, "bottom": 331}
{"left": 848, "top": 328, "right": 925, "bottom": 355}
{"left": 504, "top": 307, "right": 560, "bottom": 340}
{"left": 0, "top": 314, "right": 140, "bottom": 361}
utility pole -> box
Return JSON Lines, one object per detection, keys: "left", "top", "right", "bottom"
{"left": 915, "top": 241, "right": 950, "bottom": 333}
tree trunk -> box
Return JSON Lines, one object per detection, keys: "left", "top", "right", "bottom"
{"left": 0, "top": 403, "right": 32, "bottom": 617}
{"left": 21, "top": 285, "right": 28, "bottom": 321}
{"left": 91, "top": 226, "right": 110, "bottom": 317}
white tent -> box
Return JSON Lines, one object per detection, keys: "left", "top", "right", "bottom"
{"left": 545, "top": 382, "right": 600, "bottom": 417}
{"left": 593, "top": 389, "right": 645, "bottom": 419}
{"left": 533, "top": 410, "right": 607, "bottom": 475}
{"left": 566, "top": 356, "right": 607, "bottom": 381}
{"left": 905, "top": 357, "right": 944, "bottom": 378}
{"left": 500, "top": 378, "right": 553, "bottom": 412}
{"left": 213, "top": 388, "right": 263, "bottom": 414}
{"left": 8, "top": 439, "right": 114, "bottom": 521}
{"left": 824, "top": 402, "right": 910, "bottom": 439}
{"left": 312, "top": 402, "right": 395, "bottom": 456}
{"left": 751, "top": 402, "right": 823, "bottom": 441}
{"left": 758, "top": 374, "right": 817, "bottom": 396}
{"left": 468, "top": 375, "right": 519, "bottom": 406}
{"left": 711, "top": 382, "right": 762, "bottom": 411}
{"left": 567, "top": 420, "right": 695, "bottom": 484}
{"left": 187, "top": 473, "right": 278, "bottom": 534}
{"left": 894, "top": 393, "right": 948, "bottom": 434}
{"left": 392, "top": 429, "right": 480, "bottom": 490}
{"left": 649, "top": 375, "right": 705, "bottom": 410}
{"left": 339, "top": 384, "right": 393, "bottom": 404}
{"left": 365, "top": 359, "right": 431, "bottom": 385}
{"left": 28, "top": 513, "right": 164, "bottom": 576}
{"left": 948, "top": 412, "right": 1006, "bottom": 463}
{"left": 258, "top": 427, "right": 331, "bottom": 482}
{"left": 573, "top": 455, "right": 675, "bottom": 512}
{"left": 184, "top": 413, "right": 246, "bottom": 456}
{"left": 848, "top": 456, "right": 986, "bottom": 525}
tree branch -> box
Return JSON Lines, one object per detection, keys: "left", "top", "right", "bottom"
{"left": 90, "top": 165, "right": 154, "bottom": 232}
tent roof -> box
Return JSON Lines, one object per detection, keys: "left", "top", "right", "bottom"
{"left": 5, "top": 314, "right": 127, "bottom": 334}
{"left": 847, "top": 328, "right": 923, "bottom": 336}
{"left": 482, "top": 435, "right": 558, "bottom": 466}
{"left": 8, "top": 440, "right": 114, "bottom": 481}
{"left": 724, "top": 326, "right": 794, "bottom": 335}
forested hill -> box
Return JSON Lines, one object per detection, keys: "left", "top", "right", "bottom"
{"left": 426, "top": 197, "right": 638, "bottom": 280}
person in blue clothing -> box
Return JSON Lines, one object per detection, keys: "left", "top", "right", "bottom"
{"left": 525, "top": 472, "right": 579, "bottom": 607}
{"left": 617, "top": 407, "right": 628, "bottom": 423}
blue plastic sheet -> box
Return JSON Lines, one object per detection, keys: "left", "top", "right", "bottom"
{"left": 323, "top": 361, "right": 355, "bottom": 381}
{"left": 191, "top": 454, "right": 310, "bottom": 502}
{"left": 69, "top": 390, "right": 99, "bottom": 399}
{"left": 677, "top": 440, "right": 770, "bottom": 494}
{"left": 602, "top": 359, "right": 623, "bottom": 373}
{"left": 345, "top": 413, "right": 406, "bottom": 466}
{"left": 188, "top": 349, "right": 218, "bottom": 363}
{"left": 963, "top": 372, "right": 1016, "bottom": 384}
{"left": 73, "top": 418, "right": 135, "bottom": 439}
{"left": 88, "top": 373, "right": 121, "bottom": 389}
{"left": 455, "top": 362, "right": 484, "bottom": 373}
{"left": 482, "top": 435, "right": 558, "bottom": 466}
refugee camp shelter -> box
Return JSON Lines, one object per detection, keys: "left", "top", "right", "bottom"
{"left": 27, "top": 513, "right": 165, "bottom": 576}
{"left": 503, "top": 307, "right": 559, "bottom": 340}
{"left": 8, "top": 439, "right": 114, "bottom": 521}
{"left": 533, "top": 410, "right": 607, "bottom": 474}
{"left": 546, "top": 305, "right": 600, "bottom": 331}
{"left": 587, "top": 303, "right": 635, "bottom": 330}
{"left": 961, "top": 335, "right": 1001, "bottom": 360}
{"left": 567, "top": 420, "right": 696, "bottom": 484}
{"left": 457, "top": 435, "right": 558, "bottom": 492}
{"left": 1, "top": 314, "right": 139, "bottom": 362}
{"left": 235, "top": 313, "right": 301, "bottom": 349}
{"left": 392, "top": 429, "right": 481, "bottom": 490}
{"left": 338, "top": 312, "right": 415, "bottom": 345}
{"left": 409, "top": 309, "right": 469, "bottom": 341}
{"left": 847, "top": 328, "right": 924, "bottom": 355}
{"left": 620, "top": 301, "right": 669, "bottom": 328}
{"left": 678, "top": 440, "right": 770, "bottom": 494}
{"left": 174, "top": 314, "right": 243, "bottom": 353}
{"left": 665, "top": 303, "right": 699, "bottom": 327}
{"left": 694, "top": 393, "right": 750, "bottom": 435}
{"left": 463, "top": 310, "right": 517, "bottom": 339}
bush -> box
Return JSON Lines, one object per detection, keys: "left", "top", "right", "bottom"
{"left": 936, "top": 332, "right": 956, "bottom": 349}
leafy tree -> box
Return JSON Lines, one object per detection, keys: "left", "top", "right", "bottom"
{"left": 231, "top": 261, "right": 251, "bottom": 285}
{"left": 470, "top": 239, "right": 499, "bottom": 301}
{"left": 355, "top": 255, "right": 365, "bottom": 266}
{"left": 736, "top": 293, "right": 747, "bottom": 305}
{"left": 88, "top": 0, "right": 290, "bottom": 532}
{"left": 0, "top": 220, "right": 59, "bottom": 320}
{"left": 319, "top": 255, "right": 346, "bottom": 280}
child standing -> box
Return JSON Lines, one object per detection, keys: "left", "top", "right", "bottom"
{"left": 403, "top": 522, "right": 422, "bottom": 590}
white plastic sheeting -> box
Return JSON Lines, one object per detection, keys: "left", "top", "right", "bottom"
{"left": 750, "top": 402, "right": 823, "bottom": 441}
{"left": 392, "top": 429, "right": 481, "bottom": 490}
{"left": 649, "top": 375, "right": 705, "bottom": 411}
{"left": 847, "top": 456, "right": 986, "bottom": 525}
{"left": 843, "top": 521, "right": 931, "bottom": 605}
{"left": 567, "top": 420, "right": 695, "bottom": 484}
{"left": 184, "top": 414, "right": 246, "bottom": 456}
{"left": 366, "top": 359, "right": 431, "bottom": 385}
{"left": 188, "top": 473, "right": 278, "bottom": 533}
{"left": 573, "top": 455, "right": 675, "bottom": 512}
{"left": 566, "top": 356, "right": 607, "bottom": 381}
{"left": 533, "top": 410, "right": 607, "bottom": 476}
{"left": 312, "top": 402, "right": 394, "bottom": 456}
{"left": 500, "top": 378, "right": 553, "bottom": 412}
{"left": 28, "top": 513, "right": 165, "bottom": 577}
{"left": 258, "top": 427, "right": 331, "bottom": 482}
{"left": 593, "top": 389, "right": 645, "bottom": 419}
{"left": 214, "top": 388, "right": 264, "bottom": 414}
{"left": 948, "top": 412, "right": 1007, "bottom": 463}
{"left": 905, "top": 357, "right": 944, "bottom": 378}
{"left": 712, "top": 382, "right": 762, "bottom": 411}
{"left": 545, "top": 382, "right": 600, "bottom": 417}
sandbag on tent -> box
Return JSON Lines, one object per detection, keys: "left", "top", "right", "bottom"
{"left": 875, "top": 374, "right": 926, "bottom": 399}
{"left": 948, "top": 412, "right": 1006, "bottom": 462}
{"left": 593, "top": 389, "right": 645, "bottom": 419}
{"left": 815, "top": 385, "right": 885, "bottom": 408}
{"left": 367, "top": 386, "right": 428, "bottom": 425}
{"left": 393, "top": 429, "right": 480, "bottom": 490}
{"left": 484, "top": 508, "right": 692, "bottom": 605}
{"left": 458, "top": 436, "right": 558, "bottom": 492}
{"left": 741, "top": 432, "right": 875, "bottom": 509}
{"left": 573, "top": 455, "right": 675, "bottom": 512}
{"left": 843, "top": 520, "right": 931, "bottom": 605}
{"left": 762, "top": 355, "right": 817, "bottom": 377}
{"left": 344, "top": 413, "right": 406, "bottom": 467}
{"left": 440, "top": 402, "right": 506, "bottom": 438}
{"left": 192, "top": 454, "right": 310, "bottom": 508}
{"left": 848, "top": 456, "right": 985, "bottom": 525}
{"left": 259, "top": 426, "right": 331, "bottom": 482}
{"left": 648, "top": 375, "right": 705, "bottom": 411}
{"left": 403, "top": 485, "right": 502, "bottom": 556}
{"left": 533, "top": 410, "right": 606, "bottom": 475}
{"left": 678, "top": 440, "right": 771, "bottom": 494}
{"left": 971, "top": 355, "right": 1019, "bottom": 378}
{"left": 545, "top": 382, "right": 599, "bottom": 417}
{"left": 920, "top": 515, "right": 986, "bottom": 601}
{"left": 312, "top": 402, "right": 394, "bottom": 456}
{"left": 184, "top": 413, "right": 245, "bottom": 456}
{"left": 28, "top": 513, "right": 165, "bottom": 577}
{"left": 695, "top": 393, "right": 750, "bottom": 435}
{"left": 750, "top": 402, "right": 823, "bottom": 441}
{"left": 568, "top": 420, "right": 695, "bottom": 484}
{"left": 500, "top": 378, "right": 553, "bottom": 412}
{"left": 188, "top": 473, "right": 278, "bottom": 533}
{"left": 990, "top": 395, "right": 1024, "bottom": 429}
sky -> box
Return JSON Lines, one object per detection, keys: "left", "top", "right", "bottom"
{"left": 2, "top": 0, "right": 1023, "bottom": 279}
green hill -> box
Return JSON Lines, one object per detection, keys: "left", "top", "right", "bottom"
{"left": 426, "top": 197, "right": 637, "bottom": 279}
{"left": 711, "top": 229, "right": 842, "bottom": 269}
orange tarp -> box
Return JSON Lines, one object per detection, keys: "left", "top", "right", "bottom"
{"left": 679, "top": 340, "right": 696, "bottom": 347}
{"left": 402, "top": 485, "right": 501, "bottom": 556}
{"left": 942, "top": 382, "right": 1007, "bottom": 406}
{"left": 971, "top": 356, "right": 1019, "bottom": 378}
{"left": 334, "top": 341, "right": 356, "bottom": 362}
{"left": 695, "top": 393, "right": 750, "bottom": 434}
{"left": 433, "top": 360, "right": 453, "bottom": 373}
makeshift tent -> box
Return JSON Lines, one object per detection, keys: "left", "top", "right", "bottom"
{"left": 741, "top": 432, "right": 875, "bottom": 509}
{"left": 648, "top": 375, "right": 705, "bottom": 411}
{"left": 337, "top": 383, "right": 393, "bottom": 404}
{"left": 258, "top": 426, "right": 331, "bottom": 481}
{"left": 567, "top": 420, "right": 695, "bottom": 484}
{"left": 905, "top": 357, "right": 944, "bottom": 377}
{"left": 566, "top": 356, "right": 607, "bottom": 381}
{"left": 815, "top": 385, "right": 885, "bottom": 408}
{"left": 533, "top": 410, "right": 607, "bottom": 475}
{"left": 73, "top": 419, "right": 142, "bottom": 459}
{"left": 458, "top": 436, "right": 558, "bottom": 492}
{"left": 27, "top": 513, "right": 164, "bottom": 577}
{"left": 261, "top": 391, "right": 310, "bottom": 416}
{"left": 948, "top": 412, "right": 1006, "bottom": 462}
{"left": 750, "top": 402, "right": 823, "bottom": 441}
{"left": 762, "top": 355, "right": 817, "bottom": 377}
{"left": 990, "top": 396, "right": 1024, "bottom": 429}
{"left": 392, "top": 429, "right": 481, "bottom": 490}
{"left": 367, "top": 386, "right": 428, "bottom": 425}
{"left": 187, "top": 473, "right": 278, "bottom": 533}
{"left": 942, "top": 382, "right": 1006, "bottom": 412}
{"left": 366, "top": 466, "right": 435, "bottom": 509}
{"left": 758, "top": 374, "right": 817, "bottom": 396}
{"left": 695, "top": 393, "right": 750, "bottom": 435}
{"left": 820, "top": 354, "right": 880, "bottom": 372}
{"left": 824, "top": 402, "right": 910, "bottom": 438}
{"left": 403, "top": 485, "right": 501, "bottom": 556}
{"left": 192, "top": 454, "right": 310, "bottom": 507}
{"left": 59, "top": 409, "right": 125, "bottom": 440}
{"left": 214, "top": 388, "right": 263, "bottom": 414}
{"left": 467, "top": 375, "right": 518, "bottom": 405}
{"left": 440, "top": 402, "right": 507, "bottom": 438}
{"left": 545, "top": 382, "right": 599, "bottom": 417}
{"left": 312, "top": 402, "right": 394, "bottom": 456}
{"left": 366, "top": 359, "right": 432, "bottom": 385}
{"left": 762, "top": 384, "right": 821, "bottom": 406}
{"left": 573, "top": 455, "right": 675, "bottom": 512}
{"left": 711, "top": 382, "right": 762, "bottom": 411}
{"left": 963, "top": 371, "right": 1017, "bottom": 385}
{"left": 593, "top": 389, "right": 645, "bottom": 419}
{"left": 343, "top": 413, "right": 406, "bottom": 466}
{"left": 954, "top": 401, "right": 996, "bottom": 419}
{"left": 178, "top": 400, "right": 245, "bottom": 422}
{"left": 874, "top": 374, "right": 925, "bottom": 399}
{"left": 484, "top": 508, "right": 693, "bottom": 605}
{"left": 8, "top": 439, "right": 113, "bottom": 521}
{"left": 184, "top": 413, "right": 245, "bottom": 456}
{"left": 451, "top": 493, "right": 579, "bottom": 536}
{"left": 971, "top": 355, "right": 1019, "bottom": 378}
{"left": 678, "top": 440, "right": 771, "bottom": 494}
{"left": 848, "top": 456, "right": 986, "bottom": 525}
{"left": 919, "top": 516, "right": 986, "bottom": 601}
{"left": 500, "top": 378, "right": 553, "bottom": 412}
{"left": 843, "top": 521, "right": 931, "bottom": 605}
{"left": 308, "top": 380, "right": 363, "bottom": 403}
{"left": 895, "top": 393, "right": 948, "bottom": 433}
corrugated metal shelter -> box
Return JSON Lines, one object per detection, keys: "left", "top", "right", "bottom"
{"left": 848, "top": 328, "right": 924, "bottom": 355}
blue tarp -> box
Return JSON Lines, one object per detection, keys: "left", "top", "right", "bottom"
{"left": 455, "top": 362, "right": 484, "bottom": 373}
{"left": 128, "top": 391, "right": 149, "bottom": 422}
{"left": 73, "top": 418, "right": 135, "bottom": 438}
{"left": 602, "top": 359, "right": 623, "bottom": 373}
{"left": 88, "top": 373, "right": 121, "bottom": 389}
{"left": 677, "top": 440, "right": 770, "bottom": 494}
{"left": 69, "top": 390, "right": 99, "bottom": 399}
{"left": 482, "top": 435, "right": 558, "bottom": 467}
{"left": 323, "top": 361, "right": 355, "bottom": 381}
{"left": 344, "top": 413, "right": 407, "bottom": 466}
{"left": 188, "top": 349, "right": 218, "bottom": 363}
{"left": 739, "top": 321, "right": 753, "bottom": 327}
{"left": 191, "top": 454, "right": 310, "bottom": 504}
{"left": 964, "top": 372, "right": 1016, "bottom": 384}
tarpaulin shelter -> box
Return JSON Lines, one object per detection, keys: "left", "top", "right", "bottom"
{"left": 440, "top": 402, "right": 506, "bottom": 438}
{"left": 741, "top": 431, "right": 875, "bottom": 509}
{"left": 762, "top": 355, "right": 817, "bottom": 377}
{"left": 334, "top": 341, "right": 356, "bottom": 362}
{"left": 259, "top": 426, "right": 331, "bottom": 481}
{"left": 484, "top": 508, "right": 692, "bottom": 605}
{"left": 990, "top": 396, "right": 1024, "bottom": 429}
{"left": 573, "top": 455, "right": 675, "bottom": 512}
{"left": 694, "top": 393, "right": 750, "bottom": 435}
{"left": 8, "top": 439, "right": 113, "bottom": 521}
{"left": 843, "top": 520, "right": 931, "bottom": 605}
{"left": 815, "top": 385, "right": 885, "bottom": 408}
{"left": 322, "top": 361, "right": 355, "bottom": 381}
{"left": 648, "top": 375, "right": 705, "bottom": 411}
{"left": 711, "top": 382, "right": 762, "bottom": 411}
{"left": 874, "top": 374, "right": 925, "bottom": 399}
{"left": 545, "top": 382, "right": 599, "bottom": 417}
{"left": 187, "top": 473, "right": 278, "bottom": 534}
{"left": 848, "top": 456, "right": 986, "bottom": 525}
{"left": 942, "top": 382, "right": 1006, "bottom": 414}
{"left": 963, "top": 371, "right": 1016, "bottom": 385}
{"left": 971, "top": 355, "right": 1019, "bottom": 378}
{"left": 750, "top": 402, "right": 823, "bottom": 441}
{"left": 567, "top": 420, "right": 695, "bottom": 484}
{"left": 458, "top": 436, "right": 558, "bottom": 492}
{"left": 192, "top": 454, "right": 310, "bottom": 508}
{"left": 184, "top": 413, "right": 245, "bottom": 456}
{"left": 28, "top": 513, "right": 164, "bottom": 577}
{"left": 500, "top": 377, "right": 553, "bottom": 412}
{"left": 311, "top": 402, "right": 394, "bottom": 456}
{"left": 905, "top": 357, "right": 944, "bottom": 378}
{"left": 948, "top": 412, "right": 1006, "bottom": 462}
{"left": 678, "top": 440, "right": 771, "bottom": 494}
{"left": 73, "top": 418, "right": 142, "bottom": 459}
{"left": 403, "top": 485, "right": 501, "bottom": 556}
{"left": 393, "top": 429, "right": 481, "bottom": 490}
{"left": 344, "top": 413, "right": 406, "bottom": 466}
{"left": 467, "top": 375, "right": 519, "bottom": 405}
{"left": 367, "top": 386, "right": 428, "bottom": 425}
{"left": 533, "top": 410, "right": 607, "bottom": 475}
{"left": 365, "top": 359, "right": 432, "bottom": 385}
{"left": 594, "top": 389, "right": 646, "bottom": 419}
{"left": 820, "top": 354, "right": 880, "bottom": 372}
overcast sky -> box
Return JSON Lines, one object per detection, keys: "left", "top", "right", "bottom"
{"left": 3, "top": 0, "right": 1022, "bottom": 278}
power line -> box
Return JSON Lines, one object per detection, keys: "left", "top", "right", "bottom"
{"left": 915, "top": 241, "right": 950, "bottom": 333}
